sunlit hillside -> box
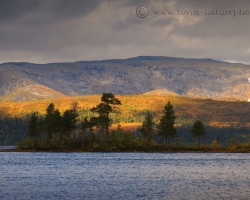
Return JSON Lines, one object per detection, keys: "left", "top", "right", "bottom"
{"left": 2, "top": 56, "right": 250, "bottom": 101}
{"left": 1, "top": 94, "right": 250, "bottom": 127}
{"left": 0, "top": 84, "right": 67, "bottom": 101}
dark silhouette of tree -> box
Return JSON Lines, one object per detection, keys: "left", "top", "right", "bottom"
{"left": 158, "top": 101, "right": 177, "bottom": 145}
{"left": 53, "top": 109, "right": 62, "bottom": 141}
{"left": 140, "top": 111, "right": 154, "bottom": 146}
{"left": 44, "top": 103, "right": 56, "bottom": 141}
{"left": 81, "top": 117, "right": 96, "bottom": 148}
{"left": 71, "top": 101, "right": 79, "bottom": 142}
{"left": 62, "top": 109, "right": 75, "bottom": 140}
{"left": 90, "top": 93, "right": 121, "bottom": 142}
{"left": 28, "top": 112, "right": 39, "bottom": 147}
{"left": 44, "top": 103, "right": 62, "bottom": 142}
{"left": 190, "top": 120, "right": 206, "bottom": 146}
{"left": 0, "top": 117, "right": 28, "bottom": 145}
{"left": 37, "top": 116, "right": 44, "bottom": 139}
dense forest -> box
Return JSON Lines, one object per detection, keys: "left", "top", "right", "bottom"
{"left": 1, "top": 93, "right": 250, "bottom": 151}
{"left": 1, "top": 118, "right": 249, "bottom": 146}
{"left": 0, "top": 117, "right": 28, "bottom": 145}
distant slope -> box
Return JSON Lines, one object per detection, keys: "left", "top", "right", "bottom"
{"left": 1, "top": 94, "right": 250, "bottom": 127}
{"left": 0, "top": 84, "right": 67, "bottom": 101}
{"left": 0, "top": 63, "right": 67, "bottom": 101}
{"left": 143, "top": 89, "right": 179, "bottom": 96}
{"left": 1, "top": 56, "right": 250, "bottom": 101}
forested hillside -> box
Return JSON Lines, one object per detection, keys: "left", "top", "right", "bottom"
{"left": 1, "top": 94, "right": 250, "bottom": 126}
{"left": 1, "top": 94, "right": 250, "bottom": 146}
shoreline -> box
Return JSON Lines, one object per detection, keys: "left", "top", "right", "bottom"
{"left": 1, "top": 149, "right": 250, "bottom": 153}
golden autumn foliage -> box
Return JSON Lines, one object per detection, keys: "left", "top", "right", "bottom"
{"left": 1, "top": 94, "right": 250, "bottom": 127}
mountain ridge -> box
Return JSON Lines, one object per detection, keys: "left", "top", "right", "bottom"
{"left": 0, "top": 56, "right": 228, "bottom": 65}
{"left": 1, "top": 56, "right": 250, "bottom": 101}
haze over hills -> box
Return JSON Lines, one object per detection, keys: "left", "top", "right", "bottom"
{"left": 1, "top": 56, "right": 250, "bottom": 101}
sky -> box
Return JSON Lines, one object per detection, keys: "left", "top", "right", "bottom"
{"left": 0, "top": 0, "right": 250, "bottom": 64}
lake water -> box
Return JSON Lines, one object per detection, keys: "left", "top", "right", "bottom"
{"left": 0, "top": 153, "right": 250, "bottom": 200}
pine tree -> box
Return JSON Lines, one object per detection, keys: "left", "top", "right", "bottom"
{"left": 28, "top": 112, "right": 39, "bottom": 147}
{"left": 90, "top": 93, "right": 121, "bottom": 142}
{"left": 44, "top": 103, "right": 55, "bottom": 141}
{"left": 158, "top": 101, "right": 177, "bottom": 145}
{"left": 53, "top": 109, "right": 62, "bottom": 141}
{"left": 190, "top": 120, "right": 206, "bottom": 146}
{"left": 44, "top": 103, "right": 62, "bottom": 142}
{"left": 62, "top": 109, "right": 75, "bottom": 140}
{"left": 37, "top": 116, "right": 44, "bottom": 140}
{"left": 81, "top": 117, "right": 96, "bottom": 148}
{"left": 71, "top": 101, "right": 79, "bottom": 142}
{"left": 140, "top": 111, "right": 154, "bottom": 146}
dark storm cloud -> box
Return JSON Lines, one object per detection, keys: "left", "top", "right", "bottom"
{"left": 0, "top": 0, "right": 101, "bottom": 22}
{"left": 0, "top": 0, "right": 250, "bottom": 64}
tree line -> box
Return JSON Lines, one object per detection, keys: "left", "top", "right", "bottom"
{"left": 0, "top": 117, "right": 27, "bottom": 145}
{"left": 140, "top": 101, "right": 206, "bottom": 146}
{"left": 0, "top": 92, "right": 249, "bottom": 150}
{"left": 16, "top": 93, "right": 250, "bottom": 151}
{"left": 25, "top": 93, "right": 122, "bottom": 149}
{"left": 1, "top": 117, "right": 248, "bottom": 147}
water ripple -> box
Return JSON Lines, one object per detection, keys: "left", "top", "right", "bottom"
{"left": 0, "top": 153, "right": 250, "bottom": 199}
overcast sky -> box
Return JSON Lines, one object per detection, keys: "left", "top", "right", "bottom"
{"left": 0, "top": 0, "right": 250, "bottom": 64}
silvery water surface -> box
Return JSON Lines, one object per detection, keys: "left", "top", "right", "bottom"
{"left": 1, "top": 153, "right": 250, "bottom": 200}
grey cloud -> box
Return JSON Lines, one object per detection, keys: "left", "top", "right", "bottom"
{"left": 0, "top": 0, "right": 101, "bottom": 23}
{"left": 0, "top": 0, "right": 250, "bottom": 64}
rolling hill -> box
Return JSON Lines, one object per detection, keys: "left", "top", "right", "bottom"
{"left": 1, "top": 94, "right": 250, "bottom": 127}
{"left": 1, "top": 56, "right": 250, "bottom": 101}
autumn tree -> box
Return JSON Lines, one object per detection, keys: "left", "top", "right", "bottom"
{"left": 158, "top": 101, "right": 177, "bottom": 145}
{"left": 190, "top": 120, "right": 206, "bottom": 146}
{"left": 90, "top": 93, "right": 121, "bottom": 142}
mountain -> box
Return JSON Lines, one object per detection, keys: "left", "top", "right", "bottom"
{"left": 1, "top": 56, "right": 250, "bottom": 101}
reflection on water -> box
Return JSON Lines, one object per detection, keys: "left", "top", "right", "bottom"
{"left": 0, "top": 153, "right": 250, "bottom": 199}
